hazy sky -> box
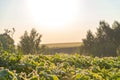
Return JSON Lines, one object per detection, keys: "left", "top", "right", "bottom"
{"left": 0, "top": 0, "right": 120, "bottom": 44}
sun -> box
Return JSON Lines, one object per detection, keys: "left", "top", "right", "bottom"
{"left": 26, "top": 0, "right": 80, "bottom": 30}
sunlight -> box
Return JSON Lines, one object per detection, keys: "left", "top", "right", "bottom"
{"left": 26, "top": 0, "right": 81, "bottom": 30}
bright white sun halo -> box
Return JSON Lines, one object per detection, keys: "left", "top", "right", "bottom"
{"left": 26, "top": 0, "right": 80, "bottom": 30}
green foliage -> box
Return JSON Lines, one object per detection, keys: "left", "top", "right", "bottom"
{"left": 0, "top": 33, "right": 15, "bottom": 53}
{"left": 18, "top": 28, "right": 42, "bottom": 54}
{"left": 0, "top": 69, "right": 17, "bottom": 80}
{"left": 0, "top": 42, "right": 3, "bottom": 51}
{"left": 0, "top": 52, "right": 120, "bottom": 79}
{"left": 81, "top": 21, "right": 120, "bottom": 57}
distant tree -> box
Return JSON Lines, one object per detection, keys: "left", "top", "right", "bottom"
{"left": 82, "top": 30, "right": 95, "bottom": 55}
{"left": 18, "top": 28, "right": 42, "bottom": 54}
{"left": 81, "top": 21, "right": 120, "bottom": 57}
{"left": 112, "top": 21, "right": 120, "bottom": 45}
{"left": 0, "top": 28, "right": 15, "bottom": 53}
{"left": 4, "top": 28, "right": 15, "bottom": 38}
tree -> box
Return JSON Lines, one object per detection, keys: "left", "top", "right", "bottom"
{"left": 0, "top": 28, "right": 15, "bottom": 53}
{"left": 81, "top": 21, "right": 120, "bottom": 57}
{"left": 82, "top": 30, "right": 95, "bottom": 55}
{"left": 18, "top": 28, "right": 42, "bottom": 54}
{"left": 112, "top": 21, "right": 120, "bottom": 45}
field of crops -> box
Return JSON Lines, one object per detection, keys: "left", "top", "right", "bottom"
{"left": 43, "top": 42, "right": 81, "bottom": 54}
{"left": 44, "top": 42, "right": 82, "bottom": 48}
{"left": 0, "top": 52, "right": 120, "bottom": 80}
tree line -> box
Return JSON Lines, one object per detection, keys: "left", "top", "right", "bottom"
{"left": 0, "top": 28, "right": 48, "bottom": 54}
{"left": 81, "top": 21, "right": 120, "bottom": 57}
{"left": 1, "top": 21, "right": 120, "bottom": 57}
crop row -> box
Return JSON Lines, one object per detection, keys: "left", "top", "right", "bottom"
{"left": 0, "top": 52, "right": 120, "bottom": 80}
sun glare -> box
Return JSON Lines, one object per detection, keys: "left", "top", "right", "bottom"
{"left": 26, "top": 0, "right": 80, "bottom": 30}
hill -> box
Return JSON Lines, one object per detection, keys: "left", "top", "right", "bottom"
{"left": 44, "top": 42, "right": 82, "bottom": 48}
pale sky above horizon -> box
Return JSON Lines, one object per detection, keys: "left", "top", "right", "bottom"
{"left": 0, "top": 0, "right": 120, "bottom": 44}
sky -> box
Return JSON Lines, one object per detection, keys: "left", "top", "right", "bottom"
{"left": 0, "top": 0, "right": 120, "bottom": 44}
